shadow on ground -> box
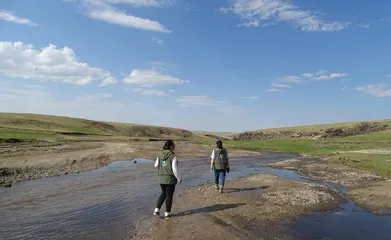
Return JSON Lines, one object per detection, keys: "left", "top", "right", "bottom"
{"left": 224, "top": 186, "right": 269, "bottom": 193}
{"left": 175, "top": 203, "right": 246, "bottom": 217}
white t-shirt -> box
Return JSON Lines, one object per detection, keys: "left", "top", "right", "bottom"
{"left": 211, "top": 148, "right": 229, "bottom": 159}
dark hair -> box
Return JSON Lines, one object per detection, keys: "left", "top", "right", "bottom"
{"left": 216, "top": 140, "right": 223, "bottom": 149}
{"left": 163, "top": 140, "right": 175, "bottom": 150}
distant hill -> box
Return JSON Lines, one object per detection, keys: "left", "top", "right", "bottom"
{"left": 0, "top": 113, "right": 200, "bottom": 142}
{"left": 233, "top": 120, "right": 391, "bottom": 140}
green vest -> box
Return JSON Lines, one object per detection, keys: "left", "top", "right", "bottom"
{"left": 214, "top": 148, "right": 227, "bottom": 170}
{"left": 158, "top": 150, "right": 177, "bottom": 185}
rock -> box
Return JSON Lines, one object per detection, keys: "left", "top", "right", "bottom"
{"left": 3, "top": 183, "right": 11, "bottom": 188}
{"left": 76, "top": 171, "right": 80, "bottom": 174}
{"left": 352, "top": 159, "right": 360, "bottom": 163}
{"left": 133, "top": 160, "right": 137, "bottom": 164}
{"left": 57, "top": 173, "right": 61, "bottom": 177}
{"left": 64, "top": 172, "right": 68, "bottom": 175}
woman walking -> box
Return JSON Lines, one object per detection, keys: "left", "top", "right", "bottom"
{"left": 210, "top": 140, "right": 230, "bottom": 193}
{"left": 153, "top": 140, "right": 181, "bottom": 219}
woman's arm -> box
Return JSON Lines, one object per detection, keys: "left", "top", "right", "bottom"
{"left": 172, "top": 157, "right": 181, "bottom": 183}
{"left": 210, "top": 149, "right": 215, "bottom": 171}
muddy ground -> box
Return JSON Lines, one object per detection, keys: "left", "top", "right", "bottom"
{"left": 267, "top": 158, "right": 391, "bottom": 215}
{"left": 134, "top": 174, "right": 341, "bottom": 240}
{"left": 0, "top": 141, "right": 261, "bottom": 185}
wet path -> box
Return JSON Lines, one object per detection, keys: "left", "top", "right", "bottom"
{"left": 0, "top": 152, "right": 297, "bottom": 240}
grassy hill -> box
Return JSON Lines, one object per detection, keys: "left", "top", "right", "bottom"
{"left": 0, "top": 113, "right": 200, "bottom": 142}
{"left": 228, "top": 120, "right": 391, "bottom": 177}
{"left": 233, "top": 120, "right": 391, "bottom": 140}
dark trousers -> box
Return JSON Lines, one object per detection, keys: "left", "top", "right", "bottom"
{"left": 214, "top": 169, "right": 226, "bottom": 187}
{"left": 156, "top": 184, "right": 176, "bottom": 213}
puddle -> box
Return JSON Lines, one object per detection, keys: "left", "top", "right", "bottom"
{"left": 0, "top": 152, "right": 390, "bottom": 240}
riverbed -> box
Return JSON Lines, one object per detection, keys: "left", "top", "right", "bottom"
{"left": 1, "top": 152, "right": 390, "bottom": 240}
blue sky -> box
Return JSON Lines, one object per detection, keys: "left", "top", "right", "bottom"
{"left": 0, "top": 0, "right": 390, "bottom": 132}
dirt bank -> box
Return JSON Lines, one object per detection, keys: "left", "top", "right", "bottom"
{"left": 0, "top": 141, "right": 261, "bottom": 185}
{"left": 133, "top": 174, "right": 340, "bottom": 240}
{"left": 267, "top": 158, "right": 390, "bottom": 215}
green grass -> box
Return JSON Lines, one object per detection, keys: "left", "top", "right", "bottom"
{"left": 329, "top": 153, "right": 391, "bottom": 177}
{"left": 226, "top": 132, "right": 391, "bottom": 177}
{"left": 0, "top": 112, "right": 210, "bottom": 142}
{"left": 0, "top": 128, "right": 56, "bottom": 141}
{"left": 256, "top": 119, "right": 391, "bottom": 134}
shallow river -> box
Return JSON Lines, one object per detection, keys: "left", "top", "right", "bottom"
{"left": 1, "top": 152, "right": 390, "bottom": 240}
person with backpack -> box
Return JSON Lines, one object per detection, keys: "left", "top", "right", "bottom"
{"left": 153, "top": 140, "right": 182, "bottom": 219}
{"left": 210, "top": 140, "right": 230, "bottom": 193}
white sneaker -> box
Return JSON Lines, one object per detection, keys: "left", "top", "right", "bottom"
{"left": 164, "top": 212, "right": 171, "bottom": 219}
{"left": 153, "top": 208, "right": 160, "bottom": 216}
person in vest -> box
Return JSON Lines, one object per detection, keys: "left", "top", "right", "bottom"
{"left": 153, "top": 140, "right": 182, "bottom": 219}
{"left": 210, "top": 140, "right": 230, "bottom": 193}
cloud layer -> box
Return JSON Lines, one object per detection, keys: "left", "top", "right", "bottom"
{"left": 123, "top": 69, "right": 184, "bottom": 87}
{"left": 0, "top": 41, "right": 117, "bottom": 86}
{"left": 357, "top": 83, "right": 391, "bottom": 97}
{"left": 220, "top": 0, "right": 348, "bottom": 32}
{"left": 81, "top": 0, "right": 171, "bottom": 32}
{"left": 0, "top": 9, "right": 39, "bottom": 26}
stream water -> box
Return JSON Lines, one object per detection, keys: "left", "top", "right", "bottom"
{"left": 0, "top": 152, "right": 390, "bottom": 240}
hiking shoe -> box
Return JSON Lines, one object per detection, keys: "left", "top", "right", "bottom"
{"left": 219, "top": 187, "right": 224, "bottom": 193}
{"left": 153, "top": 208, "right": 160, "bottom": 216}
{"left": 164, "top": 212, "right": 171, "bottom": 219}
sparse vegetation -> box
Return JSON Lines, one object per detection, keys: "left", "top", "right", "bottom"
{"left": 0, "top": 113, "right": 207, "bottom": 142}
{"left": 1, "top": 112, "right": 391, "bottom": 177}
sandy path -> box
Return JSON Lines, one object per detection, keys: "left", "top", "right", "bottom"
{"left": 134, "top": 174, "right": 340, "bottom": 240}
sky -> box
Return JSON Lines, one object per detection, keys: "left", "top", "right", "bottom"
{"left": 0, "top": 0, "right": 390, "bottom": 132}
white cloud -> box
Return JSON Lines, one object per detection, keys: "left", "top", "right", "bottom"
{"left": 315, "top": 70, "right": 328, "bottom": 76}
{"left": 169, "top": 89, "right": 176, "bottom": 92}
{"left": 312, "top": 73, "right": 346, "bottom": 81}
{"left": 23, "top": 84, "right": 45, "bottom": 90}
{"left": 0, "top": 41, "right": 117, "bottom": 86}
{"left": 220, "top": 0, "right": 348, "bottom": 32}
{"left": 357, "top": 23, "right": 370, "bottom": 28}
{"left": 356, "top": 83, "right": 391, "bottom": 98}
{"left": 99, "top": 75, "right": 118, "bottom": 86}
{"left": 82, "top": 0, "right": 171, "bottom": 33}
{"left": 151, "top": 36, "right": 165, "bottom": 44}
{"left": 134, "top": 87, "right": 166, "bottom": 96}
{"left": 123, "top": 69, "right": 185, "bottom": 87}
{"left": 342, "top": 86, "right": 348, "bottom": 91}
{"left": 175, "top": 96, "right": 225, "bottom": 107}
{"left": 386, "top": 74, "right": 391, "bottom": 78}
{"left": 272, "top": 82, "right": 290, "bottom": 88}
{"left": 265, "top": 88, "right": 280, "bottom": 92}
{"left": 0, "top": 9, "right": 39, "bottom": 26}
{"left": 239, "top": 96, "right": 259, "bottom": 100}
{"left": 302, "top": 73, "right": 314, "bottom": 78}
{"left": 276, "top": 75, "right": 303, "bottom": 83}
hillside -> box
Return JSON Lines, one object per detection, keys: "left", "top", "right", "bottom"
{"left": 0, "top": 113, "right": 198, "bottom": 142}
{"left": 233, "top": 120, "right": 391, "bottom": 140}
